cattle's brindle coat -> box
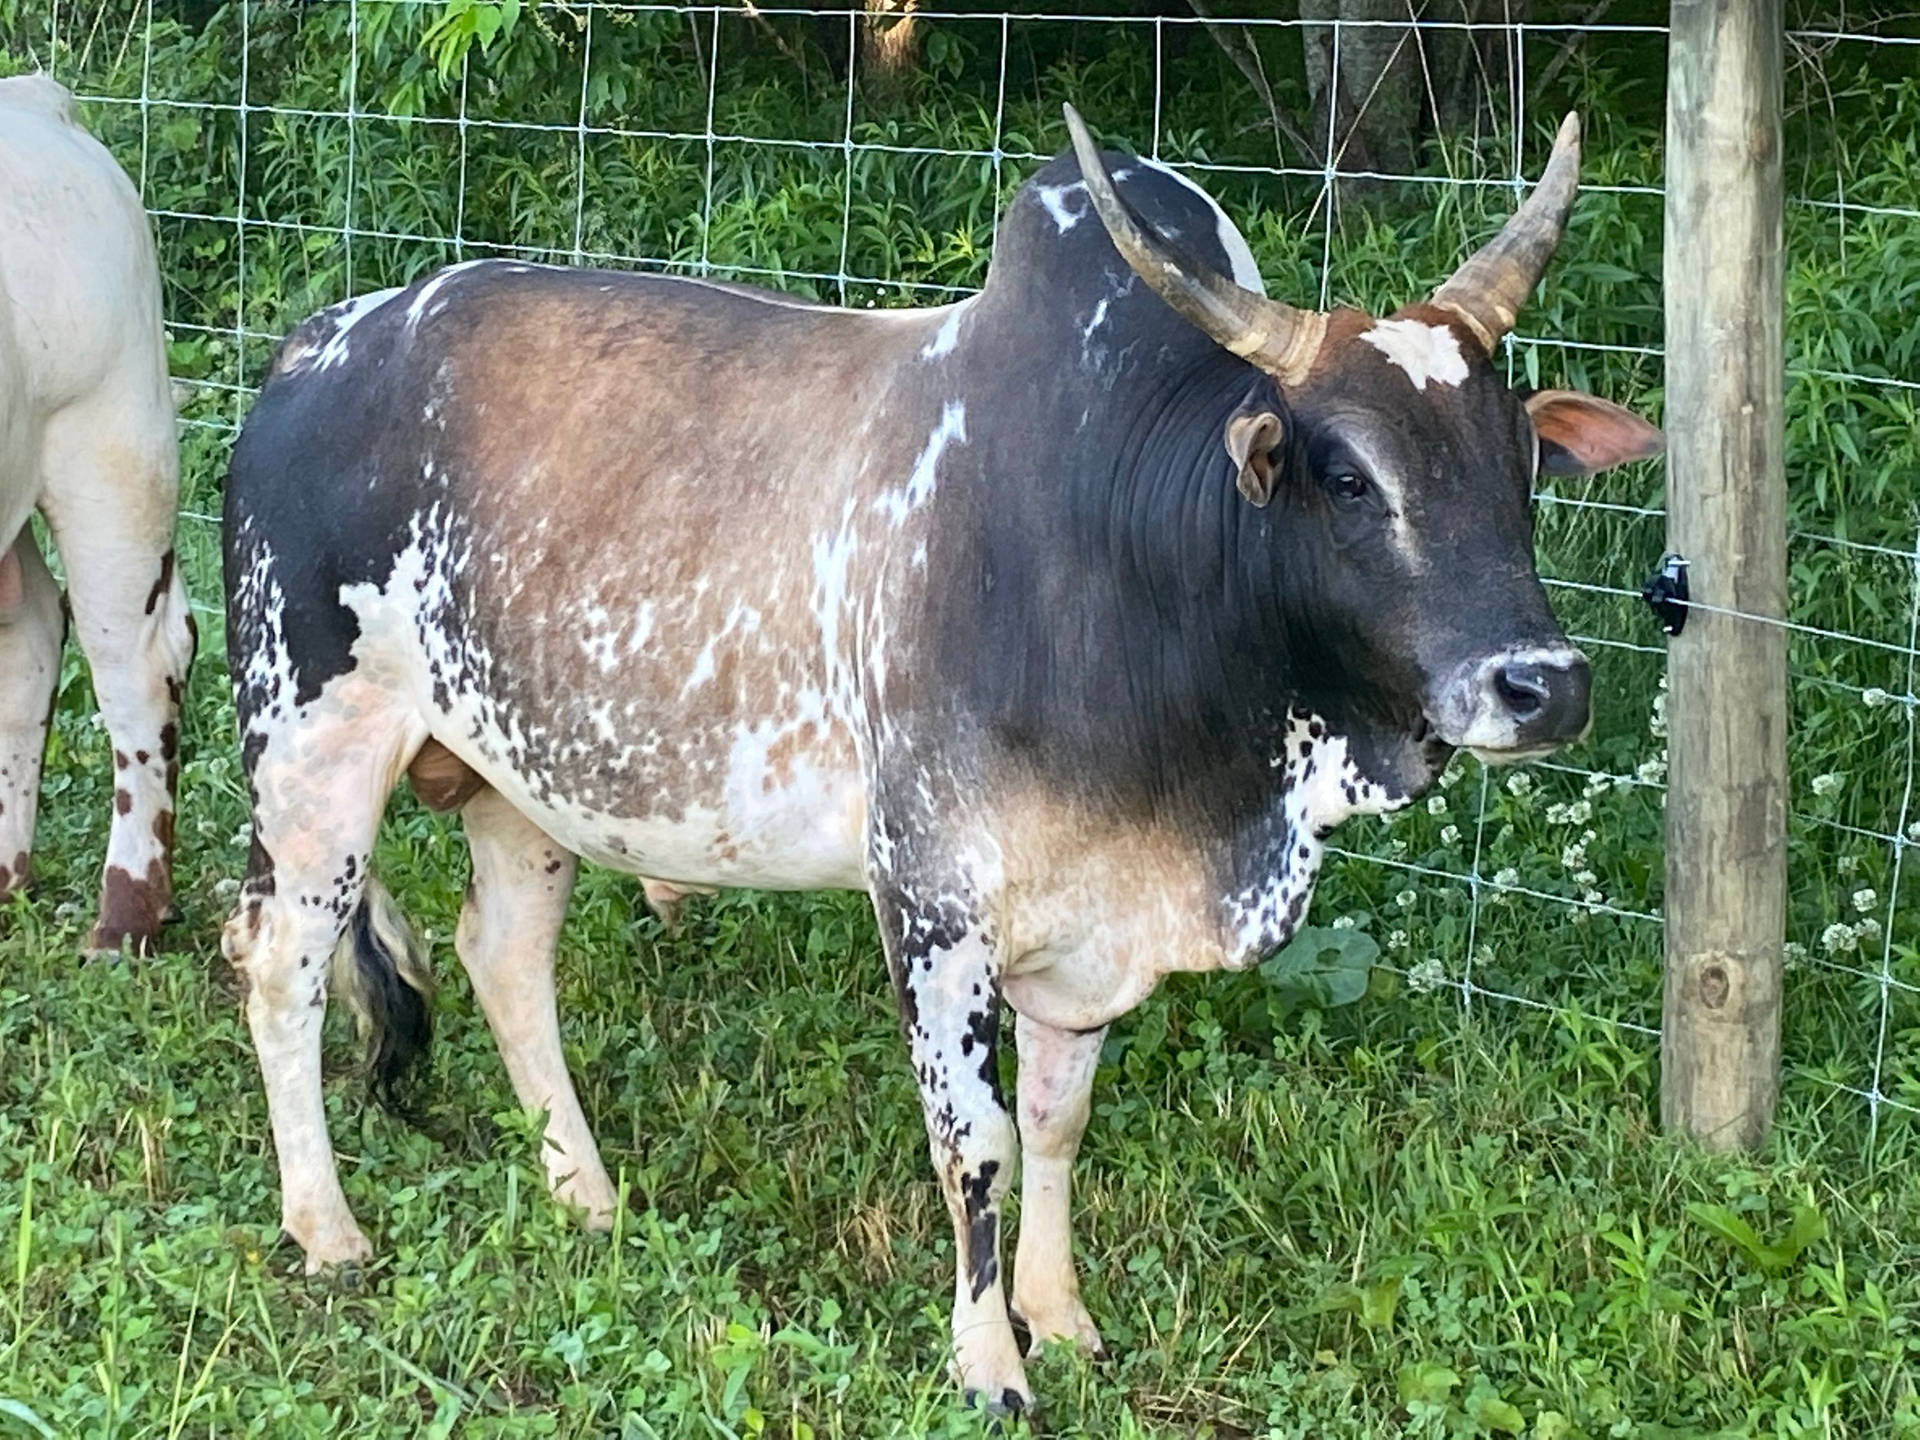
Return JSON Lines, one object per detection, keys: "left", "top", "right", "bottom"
{"left": 0, "top": 77, "right": 196, "bottom": 955}
{"left": 222, "top": 112, "right": 1660, "bottom": 1409}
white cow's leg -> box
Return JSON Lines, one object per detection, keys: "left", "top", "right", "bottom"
{"left": 872, "top": 883, "right": 1029, "bottom": 1413}
{"left": 1010, "top": 1014, "right": 1106, "bottom": 1356}
{"left": 223, "top": 686, "right": 421, "bottom": 1270}
{"left": 0, "top": 530, "right": 64, "bottom": 900}
{"left": 38, "top": 404, "right": 195, "bottom": 954}
{"left": 454, "top": 785, "right": 615, "bottom": 1226}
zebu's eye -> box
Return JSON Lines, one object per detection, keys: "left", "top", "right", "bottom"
{"left": 1327, "top": 470, "right": 1369, "bottom": 504}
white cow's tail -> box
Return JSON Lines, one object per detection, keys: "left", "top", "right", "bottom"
{"left": 329, "top": 877, "right": 435, "bottom": 1104}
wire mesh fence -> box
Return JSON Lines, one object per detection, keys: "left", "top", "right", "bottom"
{"left": 15, "top": 1, "right": 1920, "bottom": 1130}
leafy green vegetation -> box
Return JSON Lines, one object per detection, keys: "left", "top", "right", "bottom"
{"left": 2, "top": 0, "right": 1918, "bottom": 1433}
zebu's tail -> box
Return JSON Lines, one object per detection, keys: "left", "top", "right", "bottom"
{"left": 329, "top": 877, "right": 435, "bottom": 1102}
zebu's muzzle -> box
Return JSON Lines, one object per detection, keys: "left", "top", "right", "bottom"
{"left": 1429, "top": 645, "right": 1592, "bottom": 763}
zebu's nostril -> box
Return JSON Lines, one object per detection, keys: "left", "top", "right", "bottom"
{"left": 1492, "top": 653, "right": 1591, "bottom": 744}
{"left": 1494, "top": 661, "right": 1550, "bottom": 720}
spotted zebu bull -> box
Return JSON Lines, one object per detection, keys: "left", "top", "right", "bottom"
{"left": 222, "top": 108, "right": 1660, "bottom": 1409}
{"left": 0, "top": 76, "right": 196, "bottom": 953}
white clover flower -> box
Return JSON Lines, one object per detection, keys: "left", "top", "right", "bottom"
{"left": 1581, "top": 888, "right": 1605, "bottom": 908}
{"left": 1387, "top": 929, "right": 1409, "bottom": 952}
{"left": 1650, "top": 691, "right": 1668, "bottom": 739}
{"left": 213, "top": 876, "right": 241, "bottom": 900}
{"left": 1440, "top": 824, "right": 1461, "bottom": 846}
{"left": 1863, "top": 687, "right": 1892, "bottom": 708}
{"left": 1568, "top": 800, "right": 1593, "bottom": 826}
{"left": 1853, "top": 888, "right": 1878, "bottom": 914}
{"left": 1331, "top": 915, "right": 1357, "bottom": 930}
{"left": 1561, "top": 841, "right": 1589, "bottom": 871}
{"left": 1507, "top": 771, "right": 1534, "bottom": 798}
{"left": 1571, "top": 907, "right": 1591, "bottom": 925}
{"left": 1822, "top": 922, "right": 1859, "bottom": 955}
{"left": 1427, "top": 795, "right": 1448, "bottom": 816}
{"left": 1783, "top": 941, "right": 1808, "bottom": 966}
{"left": 1389, "top": 839, "right": 1409, "bottom": 856}
{"left": 1584, "top": 772, "right": 1611, "bottom": 799}
{"left": 1811, "top": 773, "right": 1843, "bottom": 798}
{"left": 1441, "top": 761, "right": 1464, "bottom": 789}
{"left": 1909, "top": 820, "right": 1920, "bottom": 844}
{"left": 1636, "top": 755, "right": 1668, "bottom": 785}
{"left": 1407, "top": 956, "right": 1446, "bottom": 993}
{"left": 1545, "top": 802, "right": 1571, "bottom": 825}
{"left": 1395, "top": 889, "right": 1417, "bottom": 910}
{"left": 1858, "top": 917, "right": 1883, "bottom": 941}
{"left": 1573, "top": 869, "right": 1598, "bottom": 887}
{"left": 1836, "top": 854, "right": 1860, "bottom": 877}
{"left": 1493, "top": 867, "right": 1520, "bottom": 888}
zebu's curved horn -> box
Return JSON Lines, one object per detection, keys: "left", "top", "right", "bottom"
{"left": 1431, "top": 112, "right": 1582, "bottom": 353}
{"left": 1063, "top": 104, "right": 1326, "bottom": 387}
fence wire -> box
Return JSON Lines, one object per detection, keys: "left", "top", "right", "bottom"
{"left": 23, "top": 1, "right": 1920, "bottom": 1130}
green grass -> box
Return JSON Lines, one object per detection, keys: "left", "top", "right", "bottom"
{"left": 4, "top": 767, "right": 1920, "bottom": 1436}
{"left": 3, "top": 0, "right": 1920, "bottom": 1433}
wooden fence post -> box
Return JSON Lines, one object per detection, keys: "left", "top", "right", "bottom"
{"left": 1661, "top": 1, "right": 1788, "bottom": 1148}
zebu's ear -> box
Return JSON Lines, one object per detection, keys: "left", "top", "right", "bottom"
{"left": 1225, "top": 407, "right": 1287, "bottom": 506}
{"left": 1525, "top": 389, "right": 1665, "bottom": 476}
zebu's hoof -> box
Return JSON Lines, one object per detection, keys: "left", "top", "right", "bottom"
{"left": 286, "top": 1219, "right": 374, "bottom": 1280}
{"left": 1009, "top": 1297, "right": 1107, "bottom": 1361}
{"left": 963, "top": 1385, "right": 1030, "bottom": 1424}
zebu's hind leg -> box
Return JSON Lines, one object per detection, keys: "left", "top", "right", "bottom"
{"left": 38, "top": 400, "right": 195, "bottom": 954}
{"left": 222, "top": 681, "right": 425, "bottom": 1269}
{"left": 454, "top": 784, "right": 616, "bottom": 1226}
{"left": 0, "top": 530, "right": 64, "bottom": 900}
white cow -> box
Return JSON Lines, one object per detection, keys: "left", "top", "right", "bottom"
{"left": 0, "top": 75, "right": 195, "bottom": 952}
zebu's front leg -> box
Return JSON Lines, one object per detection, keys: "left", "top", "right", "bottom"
{"left": 869, "top": 875, "right": 1029, "bottom": 1413}
{"left": 1010, "top": 1013, "right": 1106, "bottom": 1356}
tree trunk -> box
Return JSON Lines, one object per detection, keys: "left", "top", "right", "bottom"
{"left": 1301, "top": 0, "right": 1420, "bottom": 175}
{"left": 1300, "top": 0, "right": 1529, "bottom": 181}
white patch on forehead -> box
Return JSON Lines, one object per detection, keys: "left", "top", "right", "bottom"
{"left": 1359, "top": 318, "right": 1469, "bottom": 391}
{"left": 873, "top": 401, "right": 967, "bottom": 526}
{"left": 1133, "top": 156, "right": 1266, "bottom": 294}
{"left": 919, "top": 298, "right": 973, "bottom": 360}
